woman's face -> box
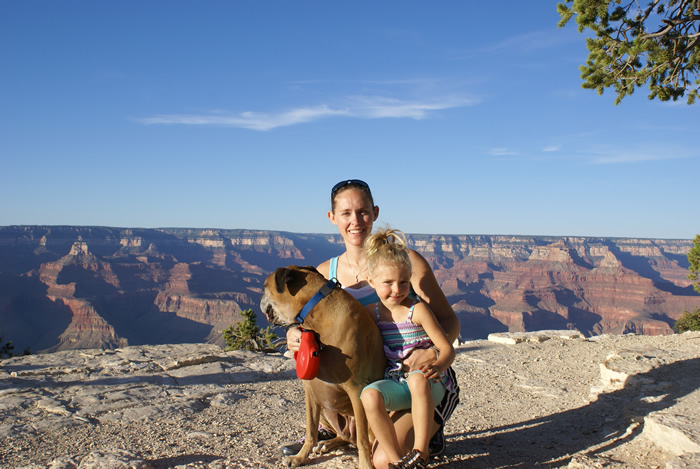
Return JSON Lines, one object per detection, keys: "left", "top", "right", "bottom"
{"left": 328, "top": 188, "right": 378, "bottom": 247}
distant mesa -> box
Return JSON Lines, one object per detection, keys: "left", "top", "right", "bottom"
{"left": 0, "top": 226, "right": 697, "bottom": 353}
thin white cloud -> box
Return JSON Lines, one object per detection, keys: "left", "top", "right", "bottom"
{"left": 489, "top": 31, "right": 562, "bottom": 53}
{"left": 137, "top": 105, "right": 347, "bottom": 131}
{"left": 592, "top": 153, "right": 679, "bottom": 164}
{"left": 450, "top": 30, "right": 566, "bottom": 61}
{"left": 489, "top": 147, "right": 518, "bottom": 156}
{"left": 346, "top": 95, "right": 472, "bottom": 119}
{"left": 589, "top": 146, "right": 694, "bottom": 164}
{"left": 136, "top": 95, "right": 475, "bottom": 131}
{"left": 543, "top": 145, "right": 561, "bottom": 152}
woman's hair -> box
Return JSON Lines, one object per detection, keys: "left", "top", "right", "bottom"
{"left": 365, "top": 226, "right": 411, "bottom": 275}
{"left": 330, "top": 179, "right": 375, "bottom": 211}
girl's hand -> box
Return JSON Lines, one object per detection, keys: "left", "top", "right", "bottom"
{"left": 286, "top": 326, "right": 302, "bottom": 352}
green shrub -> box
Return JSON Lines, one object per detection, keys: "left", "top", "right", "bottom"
{"left": 0, "top": 337, "right": 30, "bottom": 361}
{"left": 673, "top": 309, "right": 700, "bottom": 333}
{"left": 0, "top": 337, "right": 14, "bottom": 360}
{"left": 688, "top": 235, "right": 700, "bottom": 293}
{"left": 222, "top": 309, "right": 281, "bottom": 352}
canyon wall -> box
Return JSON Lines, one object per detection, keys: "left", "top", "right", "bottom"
{"left": 0, "top": 226, "right": 697, "bottom": 353}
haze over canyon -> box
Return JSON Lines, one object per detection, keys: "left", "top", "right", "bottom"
{"left": 0, "top": 226, "right": 697, "bottom": 354}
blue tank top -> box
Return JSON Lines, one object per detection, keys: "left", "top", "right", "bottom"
{"left": 329, "top": 256, "right": 380, "bottom": 306}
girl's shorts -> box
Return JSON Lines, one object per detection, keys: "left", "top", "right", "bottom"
{"left": 362, "top": 370, "right": 447, "bottom": 412}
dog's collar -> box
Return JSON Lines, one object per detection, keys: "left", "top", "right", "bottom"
{"left": 296, "top": 278, "right": 340, "bottom": 324}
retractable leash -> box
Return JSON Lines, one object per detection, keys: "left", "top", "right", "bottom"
{"left": 294, "top": 327, "right": 321, "bottom": 380}
{"left": 293, "top": 278, "right": 340, "bottom": 380}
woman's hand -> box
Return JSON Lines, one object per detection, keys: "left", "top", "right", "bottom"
{"left": 403, "top": 347, "right": 437, "bottom": 372}
{"left": 286, "top": 326, "right": 302, "bottom": 352}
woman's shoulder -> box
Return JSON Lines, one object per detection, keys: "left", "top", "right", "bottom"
{"left": 408, "top": 249, "right": 432, "bottom": 276}
{"left": 408, "top": 248, "right": 429, "bottom": 263}
{"left": 316, "top": 259, "right": 331, "bottom": 279}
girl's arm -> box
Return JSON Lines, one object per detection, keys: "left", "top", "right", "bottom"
{"left": 411, "top": 302, "right": 455, "bottom": 381}
{"left": 401, "top": 250, "right": 459, "bottom": 371}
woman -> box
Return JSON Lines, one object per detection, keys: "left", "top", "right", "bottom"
{"left": 284, "top": 179, "right": 460, "bottom": 468}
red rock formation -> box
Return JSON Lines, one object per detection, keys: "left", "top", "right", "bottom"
{"left": 426, "top": 240, "right": 698, "bottom": 339}
{"left": 49, "top": 298, "right": 126, "bottom": 351}
{"left": 1, "top": 227, "right": 697, "bottom": 352}
{"left": 165, "top": 263, "right": 191, "bottom": 295}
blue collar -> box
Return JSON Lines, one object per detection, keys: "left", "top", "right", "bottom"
{"left": 296, "top": 278, "right": 340, "bottom": 324}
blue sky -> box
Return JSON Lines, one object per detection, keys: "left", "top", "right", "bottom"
{"left": 1, "top": 2, "right": 697, "bottom": 240}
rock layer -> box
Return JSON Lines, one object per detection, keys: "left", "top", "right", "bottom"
{"left": 0, "top": 226, "right": 697, "bottom": 352}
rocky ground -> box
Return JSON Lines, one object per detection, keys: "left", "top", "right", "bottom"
{"left": 1, "top": 331, "right": 698, "bottom": 469}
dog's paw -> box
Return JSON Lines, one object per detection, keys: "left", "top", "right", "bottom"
{"left": 316, "top": 436, "right": 349, "bottom": 454}
{"left": 283, "top": 455, "right": 307, "bottom": 467}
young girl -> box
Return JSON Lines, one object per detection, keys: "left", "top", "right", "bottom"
{"left": 360, "top": 227, "right": 456, "bottom": 469}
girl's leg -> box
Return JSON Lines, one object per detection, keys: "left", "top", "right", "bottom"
{"left": 372, "top": 410, "right": 442, "bottom": 469}
{"left": 407, "top": 371, "right": 433, "bottom": 459}
{"left": 371, "top": 409, "right": 413, "bottom": 469}
{"left": 361, "top": 386, "right": 402, "bottom": 463}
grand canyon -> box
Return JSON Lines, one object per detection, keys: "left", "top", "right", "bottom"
{"left": 0, "top": 226, "right": 697, "bottom": 354}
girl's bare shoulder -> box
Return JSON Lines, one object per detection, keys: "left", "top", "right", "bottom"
{"left": 411, "top": 300, "right": 437, "bottom": 323}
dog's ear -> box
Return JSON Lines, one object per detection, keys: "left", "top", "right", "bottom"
{"left": 299, "top": 265, "right": 319, "bottom": 274}
{"left": 274, "top": 267, "right": 291, "bottom": 294}
{"left": 274, "top": 266, "right": 310, "bottom": 296}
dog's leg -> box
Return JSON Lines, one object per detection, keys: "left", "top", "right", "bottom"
{"left": 314, "top": 411, "right": 350, "bottom": 454}
{"left": 349, "top": 388, "right": 374, "bottom": 469}
{"left": 284, "top": 382, "right": 321, "bottom": 468}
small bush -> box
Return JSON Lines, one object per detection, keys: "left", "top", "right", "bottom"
{"left": 1, "top": 337, "right": 14, "bottom": 360}
{"left": 222, "top": 309, "right": 281, "bottom": 352}
{"left": 0, "top": 337, "right": 30, "bottom": 361}
{"left": 673, "top": 309, "right": 700, "bottom": 333}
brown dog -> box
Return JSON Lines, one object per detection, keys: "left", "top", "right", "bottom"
{"left": 261, "top": 265, "right": 385, "bottom": 468}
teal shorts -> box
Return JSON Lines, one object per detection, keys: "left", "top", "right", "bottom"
{"left": 362, "top": 370, "right": 447, "bottom": 412}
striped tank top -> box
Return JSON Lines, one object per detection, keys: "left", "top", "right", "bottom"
{"left": 375, "top": 301, "right": 456, "bottom": 393}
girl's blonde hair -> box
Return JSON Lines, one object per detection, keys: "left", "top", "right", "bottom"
{"left": 365, "top": 226, "right": 411, "bottom": 275}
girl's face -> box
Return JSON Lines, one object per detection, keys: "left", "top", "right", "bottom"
{"left": 368, "top": 263, "right": 411, "bottom": 306}
{"left": 328, "top": 188, "right": 378, "bottom": 247}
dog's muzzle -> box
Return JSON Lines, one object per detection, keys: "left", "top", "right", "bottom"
{"left": 260, "top": 295, "right": 283, "bottom": 326}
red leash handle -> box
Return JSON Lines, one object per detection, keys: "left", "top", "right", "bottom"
{"left": 294, "top": 328, "right": 321, "bottom": 380}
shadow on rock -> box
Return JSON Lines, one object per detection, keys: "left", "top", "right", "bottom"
{"left": 148, "top": 453, "right": 222, "bottom": 468}
{"left": 437, "top": 357, "right": 700, "bottom": 468}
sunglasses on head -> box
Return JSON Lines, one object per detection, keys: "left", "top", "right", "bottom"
{"left": 331, "top": 179, "right": 370, "bottom": 197}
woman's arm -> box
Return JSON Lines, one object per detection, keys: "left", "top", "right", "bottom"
{"left": 408, "top": 249, "right": 460, "bottom": 343}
